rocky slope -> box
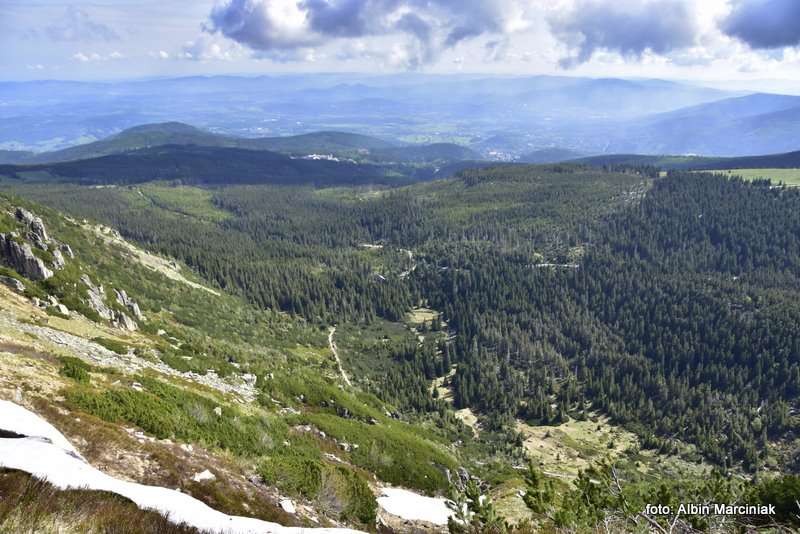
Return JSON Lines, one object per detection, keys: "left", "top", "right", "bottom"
{"left": 0, "top": 196, "right": 457, "bottom": 533}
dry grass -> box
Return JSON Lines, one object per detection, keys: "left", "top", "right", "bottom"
{"left": 0, "top": 469, "right": 202, "bottom": 534}
{"left": 405, "top": 307, "right": 439, "bottom": 325}
{"left": 429, "top": 366, "right": 455, "bottom": 402}
{"left": 516, "top": 415, "right": 637, "bottom": 480}
{"left": 454, "top": 408, "right": 479, "bottom": 437}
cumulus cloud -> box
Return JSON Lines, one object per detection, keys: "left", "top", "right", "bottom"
{"left": 549, "top": 0, "right": 698, "bottom": 68}
{"left": 71, "top": 51, "right": 124, "bottom": 62}
{"left": 148, "top": 50, "right": 171, "bottom": 60}
{"left": 181, "top": 36, "right": 246, "bottom": 61}
{"left": 720, "top": 0, "right": 800, "bottom": 49}
{"left": 205, "top": 0, "right": 531, "bottom": 68}
{"left": 45, "top": 6, "right": 119, "bottom": 42}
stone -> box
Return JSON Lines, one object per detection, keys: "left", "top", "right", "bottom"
{"left": 114, "top": 288, "right": 144, "bottom": 320}
{"left": 0, "top": 234, "right": 53, "bottom": 280}
{"left": 213, "top": 406, "right": 222, "bottom": 417}
{"left": 0, "top": 275, "right": 25, "bottom": 292}
{"left": 279, "top": 500, "right": 296, "bottom": 514}
{"left": 116, "top": 312, "right": 138, "bottom": 331}
{"left": 81, "top": 275, "right": 115, "bottom": 321}
{"left": 242, "top": 373, "right": 257, "bottom": 387}
{"left": 15, "top": 207, "right": 49, "bottom": 244}
{"left": 56, "top": 304, "right": 70, "bottom": 316}
{"left": 192, "top": 470, "right": 216, "bottom": 483}
{"left": 52, "top": 249, "right": 66, "bottom": 270}
{"left": 59, "top": 243, "right": 75, "bottom": 259}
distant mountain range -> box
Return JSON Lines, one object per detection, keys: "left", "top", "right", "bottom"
{"left": 612, "top": 93, "right": 800, "bottom": 156}
{"left": 4, "top": 73, "right": 800, "bottom": 168}
{"left": 0, "top": 74, "right": 742, "bottom": 156}
{"left": 0, "top": 122, "right": 479, "bottom": 166}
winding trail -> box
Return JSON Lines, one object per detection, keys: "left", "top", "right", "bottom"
{"left": 328, "top": 327, "right": 352, "bottom": 387}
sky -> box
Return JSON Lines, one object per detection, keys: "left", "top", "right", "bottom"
{"left": 3, "top": 0, "right": 800, "bottom": 88}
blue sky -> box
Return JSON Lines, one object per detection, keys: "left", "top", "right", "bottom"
{"left": 4, "top": 0, "right": 800, "bottom": 87}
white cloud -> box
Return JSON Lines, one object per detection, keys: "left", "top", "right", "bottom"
{"left": 181, "top": 36, "right": 245, "bottom": 61}
{"left": 71, "top": 51, "right": 124, "bottom": 62}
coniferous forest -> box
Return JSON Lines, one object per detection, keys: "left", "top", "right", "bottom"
{"left": 15, "top": 166, "right": 800, "bottom": 480}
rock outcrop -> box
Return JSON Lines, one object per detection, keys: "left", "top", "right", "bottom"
{"left": 0, "top": 234, "right": 54, "bottom": 280}
{"left": 114, "top": 288, "right": 144, "bottom": 320}
{"left": 59, "top": 243, "right": 75, "bottom": 259}
{"left": 81, "top": 275, "right": 114, "bottom": 321}
{"left": 0, "top": 275, "right": 25, "bottom": 292}
{"left": 15, "top": 207, "right": 49, "bottom": 248}
{"left": 0, "top": 207, "right": 70, "bottom": 280}
{"left": 117, "top": 312, "right": 138, "bottom": 331}
{"left": 52, "top": 249, "right": 66, "bottom": 270}
{"left": 81, "top": 275, "right": 139, "bottom": 331}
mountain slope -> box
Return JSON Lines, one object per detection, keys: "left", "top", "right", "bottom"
{"left": 0, "top": 192, "right": 469, "bottom": 532}
{"left": 518, "top": 148, "right": 587, "bottom": 164}
{"left": 369, "top": 143, "right": 480, "bottom": 163}
{"left": 618, "top": 93, "right": 800, "bottom": 155}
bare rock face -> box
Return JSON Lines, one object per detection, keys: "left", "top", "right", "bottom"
{"left": 81, "top": 275, "right": 115, "bottom": 321}
{"left": 81, "top": 275, "right": 139, "bottom": 330}
{"left": 15, "top": 207, "right": 49, "bottom": 247}
{"left": 114, "top": 288, "right": 144, "bottom": 320}
{"left": 116, "top": 312, "right": 138, "bottom": 331}
{"left": 0, "top": 275, "right": 25, "bottom": 292}
{"left": 0, "top": 234, "right": 54, "bottom": 280}
{"left": 6, "top": 207, "right": 68, "bottom": 275}
{"left": 59, "top": 243, "right": 75, "bottom": 259}
{"left": 52, "top": 249, "right": 66, "bottom": 270}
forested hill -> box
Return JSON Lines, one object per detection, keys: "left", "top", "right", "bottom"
{"left": 424, "top": 171, "right": 800, "bottom": 471}
{"left": 0, "top": 145, "right": 422, "bottom": 186}
{"left": 0, "top": 123, "right": 399, "bottom": 164}
{"left": 573, "top": 149, "right": 800, "bottom": 171}
{"left": 11, "top": 166, "right": 800, "bottom": 481}
{"left": 0, "top": 122, "right": 481, "bottom": 166}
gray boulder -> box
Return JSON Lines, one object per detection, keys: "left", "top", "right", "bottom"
{"left": 0, "top": 233, "right": 53, "bottom": 280}
{"left": 52, "top": 249, "right": 66, "bottom": 270}
{"left": 114, "top": 288, "right": 144, "bottom": 320}
{"left": 0, "top": 275, "right": 25, "bottom": 292}
{"left": 59, "top": 243, "right": 75, "bottom": 259}
{"left": 15, "top": 207, "right": 49, "bottom": 245}
{"left": 81, "top": 275, "right": 114, "bottom": 320}
{"left": 116, "top": 312, "right": 138, "bottom": 331}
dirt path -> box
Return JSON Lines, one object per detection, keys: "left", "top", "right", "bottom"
{"left": 328, "top": 327, "right": 352, "bottom": 387}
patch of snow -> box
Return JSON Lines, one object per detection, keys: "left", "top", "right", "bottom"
{"left": 1, "top": 400, "right": 78, "bottom": 455}
{"left": 0, "top": 400, "right": 363, "bottom": 534}
{"left": 377, "top": 487, "right": 453, "bottom": 526}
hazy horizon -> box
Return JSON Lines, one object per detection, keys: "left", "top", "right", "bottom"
{"left": 5, "top": 1, "right": 800, "bottom": 93}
